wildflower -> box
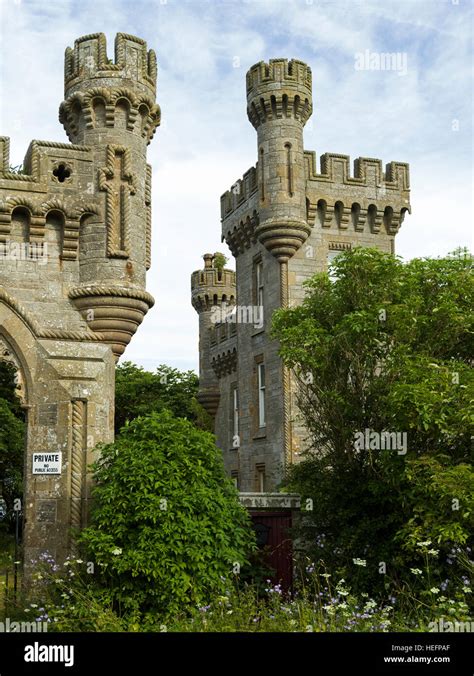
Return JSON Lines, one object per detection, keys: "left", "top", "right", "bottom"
{"left": 430, "top": 587, "right": 440, "bottom": 594}
{"left": 410, "top": 568, "right": 423, "bottom": 575}
{"left": 462, "top": 587, "right": 472, "bottom": 594}
{"left": 112, "top": 547, "right": 122, "bottom": 556}
{"left": 76, "top": 559, "right": 83, "bottom": 564}
{"left": 416, "top": 540, "right": 432, "bottom": 547}
{"left": 320, "top": 573, "right": 331, "bottom": 578}
{"left": 353, "top": 558, "right": 366, "bottom": 567}
{"left": 427, "top": 549, "right": 439, "bottom": 556}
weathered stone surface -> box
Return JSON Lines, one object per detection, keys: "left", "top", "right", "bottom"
{"left": 193, "top": 58, "right": 411, "bottom": 492}
{"left": 0, "top": 33, "right": 159, "bottom": 568}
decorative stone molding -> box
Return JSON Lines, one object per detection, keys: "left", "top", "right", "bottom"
{"left": 69, "top": 285, "right": 155, "bottom": 359}
{"left": 211, "top": 348, "right": 237, "bottom": 378}
{"left": 256, "top": 218, "right": 311, "bottom": 263}
{"left": 98, "top": 144, "right": 137, "bottom": 258}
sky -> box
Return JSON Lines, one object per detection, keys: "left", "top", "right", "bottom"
{"left": 0, "top": 0, "right": 472, "bottom": 373}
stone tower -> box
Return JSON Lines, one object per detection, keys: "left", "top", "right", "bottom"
{"left": 0, "top": 33, "right": 160, "bottom": 566}
{"left": 191, "top": 254, "right": 236, "bottom": 418}
{"left": 192, "top": 58, "right": 410, "bottom": 492}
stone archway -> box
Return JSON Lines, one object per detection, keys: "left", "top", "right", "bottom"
{"left": 0, "top": 334, "right": 28, "bottom": 407}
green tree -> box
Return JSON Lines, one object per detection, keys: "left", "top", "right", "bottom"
{"left": 114, "top": 362, "right": 211, "bottom": 435}
{"left": 272, "top": 247, "right": 473, "bottom": 592}
{"left": 213, "top": 252, "right": 228, "bottom": 272}
{"left": 79, "top": 410, "right": 255, "bottom": 618}
{"left": 0, "top": 362, "right": 25, "bottom": 524}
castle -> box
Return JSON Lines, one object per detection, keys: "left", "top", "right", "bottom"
{"left": 192, "top": 58, "right": 411, "bottom": 494}
{"left": 0, "top": 33, "right": 160, "bottom": 565}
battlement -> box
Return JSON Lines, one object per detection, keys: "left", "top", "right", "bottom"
{"left": 60, "top": 33, "right": 161, "bottom": 145}
{"left": 304, "top": 151, "right": 410, "bottom": 192}
{"left": 246, "top": 59, "right": 312, "bottom": 97}
{"left": 191, "top": 254, "right": 236, "bottom": 313}
{"left": 64, "top": 33, "right": 156, "bottom": 96}
{"left": 220, "top": 165, "right": 258, "bottom": 220}
{"left": 246, "top": 59, "right": 313, "bottom": 129}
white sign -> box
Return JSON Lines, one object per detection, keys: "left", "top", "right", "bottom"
{"left": 32, "top": 452, "right": 62, "bottom": 475}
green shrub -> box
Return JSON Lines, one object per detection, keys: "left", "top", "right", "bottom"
{"left": 79, "top": 410, "right": 255, "bottom": 618}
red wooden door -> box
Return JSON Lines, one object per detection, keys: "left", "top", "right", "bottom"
{"left": 250, "top": 511, "right": 293, "bottom": 591}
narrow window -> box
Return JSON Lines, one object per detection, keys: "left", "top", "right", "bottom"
{"left": 255, "top": 259, "right": 264, "bottom": 309}
{"left": 231, "top": 470, "right": 239, "bottom": 489}
{"left": 284, "top": 142, "right": 293, "bottom": 196}
{"left": 259, "top": 147, "right": 265, "bottom": 201}
{"left": 233, "top": 387, "right": 239, "bottom": 437}
{"left": 256, "top": 463, "right": 266, "bottom": 493}
{"left": 258, "top": 363, "right": 266, "bottom": 428}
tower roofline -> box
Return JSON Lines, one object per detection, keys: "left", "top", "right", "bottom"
{"left": 64, "top": 32, "right": 157, "bottom": 96}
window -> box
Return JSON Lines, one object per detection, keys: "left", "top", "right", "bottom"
{"left": 256, "top": 260, "right": 264, "bottom": 308}
{"left": 256, "top": 463, "right": 266, "bottom": 493}
{"left": 231, "top": 470, "right": 239, "bottom": 489}
{"left": 257, "top": 363, "right": 266, "bottom": 428}
{"left": 327, "top": 250, "right": 341, "bottom": 281}
{"left": 233, "top": 387, "right": 239, "bottom": 439}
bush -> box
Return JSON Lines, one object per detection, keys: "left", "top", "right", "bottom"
{"left": 79, "top": 410, "right": 255, "bottom": 618}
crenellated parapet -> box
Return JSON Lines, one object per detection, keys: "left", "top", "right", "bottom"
{"left": 220, "top": 165, "right": 258, "bottom": 220}
{"left": 304, "top": 151, "right": 410, "bottom": 235}
{"left": 60, "top": 33, "right": 160, "bottom": 145}
{"left": 191, "top": 254, "right": 236, "bottom": 312}
{"left": 246, "top": 59, "right": 313, "bottom": 129}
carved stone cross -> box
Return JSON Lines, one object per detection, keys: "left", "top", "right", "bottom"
{"left": 99, "top": 145, "right": 136, "bottom": 257}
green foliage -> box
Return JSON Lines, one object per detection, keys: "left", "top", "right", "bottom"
{"left": 21, "top": 558, "right": 471, "bottom": 632}
{"left": 79, "top": 410, "right": 255, "bottom": 618}
{"left": 114, "top": 362, "right": 212, "bottom": 435}
{"left": 272, "top": 247, "right": 473, "bottom": 593}
{"left": 213, "top": 252, "right": 228, "bottom": 271}
{"left": 398, "top": 456, "right": 473, "bottom": 552}
{"left": 0, "top": 362, "right": 25, "bottom": 521}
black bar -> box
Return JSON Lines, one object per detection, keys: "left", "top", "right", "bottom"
{"left": 0, "top": 632, "right": 471, "bottom": 675}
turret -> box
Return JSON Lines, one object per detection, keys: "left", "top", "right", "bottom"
{"left": 246, "top": 59, "right": 312, "bottom": 262}
{"left": 59, "top": 33, "right": 160, "bottom": 358}
{"left": 191, "top": 254, "right": 236, "bottom": 417}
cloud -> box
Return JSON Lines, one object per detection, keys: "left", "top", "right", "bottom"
{"left": 0, "top": 0, "right": 471, "bottom": 373}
